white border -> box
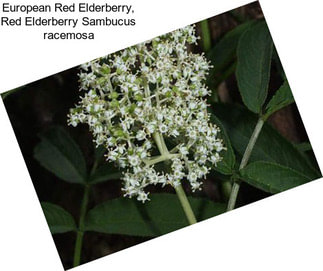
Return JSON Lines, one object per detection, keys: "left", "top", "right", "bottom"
{"left": 1, "top": 0, "right": 323, "bottom": 270}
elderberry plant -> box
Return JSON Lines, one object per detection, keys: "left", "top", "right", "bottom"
{"left": 19, "top": 16, "right": 319, "bottom": 270}
{"left": 68, "top": 25, "right": 224, "bottom": 203}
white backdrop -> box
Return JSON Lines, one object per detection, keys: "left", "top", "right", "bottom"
{"left": 0, "top": 0, "right": 322, "bottom": 270}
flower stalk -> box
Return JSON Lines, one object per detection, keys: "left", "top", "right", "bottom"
{"left": 153, "top": 131, "right": 197, "bottom": 224}
{"left": 174, "top": 184, "right": 197, "bottom": 225}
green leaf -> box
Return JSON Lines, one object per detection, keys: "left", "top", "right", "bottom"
{"left": 34, "top": 127, "right": 87, "bottom": 184}
{"left": 41, "top": 202, "right": 77, "bottom": 234}
{"left": 264, "top": 81, "right": 294, "bottom": 119}
{"left": 207, "top": 21, "right": 254, "bottom": 88}
{"left": 236, "top": 20, "right": 273, "bottom": 113}
{"left": 213, "top": 104, "right": 320, "bottom": 179}
{"left": 295, "top": 142, "right": 312, "bottom": 153}
{"left": 209, "top": 111, "right": 236, "bottom": 175}
{"left": 89, "top": 163, "right": 122, "bottom": 184}
{"left": 94, "top": 145, "right": 106, "bottom": 164}
{"left": 240, "top": 161, "right": 312, "bottom": 193}
{"left": 84, "top": 194, "right": 226, "bottom": 237}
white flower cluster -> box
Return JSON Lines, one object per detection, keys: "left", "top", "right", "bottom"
{"left": 68, "top": 25, "right": 224, "bottom": 202}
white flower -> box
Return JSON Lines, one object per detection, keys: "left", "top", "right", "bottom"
{"left": 68, "top": 24, "right": 224, "bottom": 202}
{"left": 136, "top": 130, "right": 146, "bottom": 141}
{"left": 188, "top": 172, "right": 198, "bottom": 182}
{"left": 159, "top": 124, "right": 168, "bottom": 134}
{"left": 108, "top": 150, "right": 118, "bottom": 161}
{"left": 137, "top": 191, "right": 150, "bottom": 202}
{"left": 177, "top": 145, "right": 187, "bottom": 156}
{"left": 147, "top": 123, "right": 156, "bottom": 133}
{"left": 191, "top": 181, "right": 202, "bottom": 192}
{"left": 170, "top": 129, "right": 179, "bottom": 137}
{"left": 128, "top": 155, "right": 140, "bottom": 166}
{"left": 93, "top": 125, "right": 103, "bottom": 134}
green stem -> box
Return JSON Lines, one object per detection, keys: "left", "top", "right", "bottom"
{"left": 239, "top": 118, "right": 264, "bottom": 170}
{"left": 144, "top": 153, "right": 180, "bottom": 167}
{"left": 153, "top": 132, "right": 165, "bottom": 155}
{"left": 227, "top": 117, "right": 265, "bottom": 211}
{"left": 221, "top": 180, "right": 232, "bottom": 202}
{"left": 73, "top": 231, "right": 84, "bottom": 267}
{"left": 151, "top": 131, "right": 197, "bottom": 225}
{"left": 226, "top": 182, "right": 240, "bottom": 211}
{"left": 174, "top": 184, "right": 197, "bottom": 225}
{"left": 200, "top": 19, "right": 211, "bottom": 52}
{"left": 73, "top": 184, "right": 90, "bottom": 267}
